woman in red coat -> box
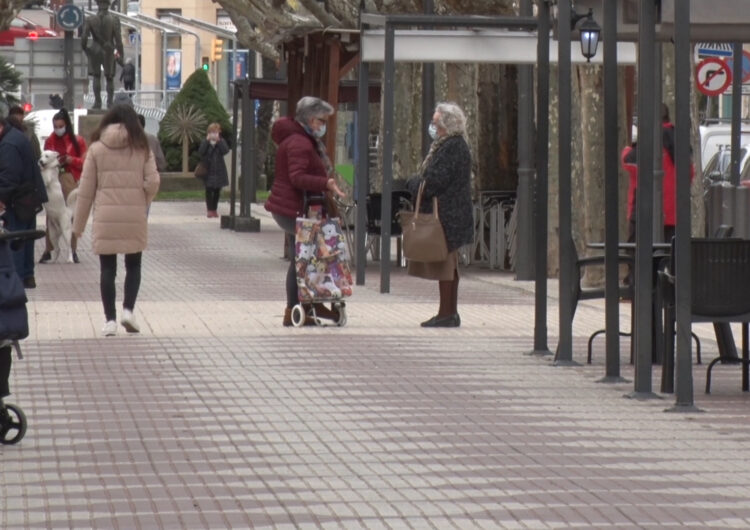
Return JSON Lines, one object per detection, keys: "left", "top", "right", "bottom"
{"left": 40, "top": 108, "right": 87, "bottom": 263}
{"left": 265, "top": 96, "right": 345, "bottom": 326}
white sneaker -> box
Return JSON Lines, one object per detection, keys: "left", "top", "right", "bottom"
{"left": 102, "top": 320, "right": 117, "bottom": 337}
{"left": 120, "top": 309, "right": 140, "bottom": 333}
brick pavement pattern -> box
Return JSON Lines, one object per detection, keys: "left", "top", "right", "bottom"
{"left": 3, "top": 202, "right": 750, "bottom": 529}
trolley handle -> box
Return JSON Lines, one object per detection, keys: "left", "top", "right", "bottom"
{"left": 302, "top": 192, "right": 328, "bottom": 216}
{"left": 0, "top": 229, "right": 46, "bottom": 244}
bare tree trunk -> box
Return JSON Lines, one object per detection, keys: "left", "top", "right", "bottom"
{"left": 547, "top": 66, "right": 560, "bottom": 277}
{"left": 578, "top": 64, "right": 605, "bottom": 285}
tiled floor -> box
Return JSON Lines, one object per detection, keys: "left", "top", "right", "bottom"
{"left": 3, "top": 202, "right": 750, "bottom": 529}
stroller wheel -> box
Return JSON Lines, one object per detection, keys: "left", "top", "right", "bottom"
{"left": 335, "top": 303, "right": 347, "bottom": 327}
{"left": 1, "top": 403, "right": 27, "bottom": 445}
{"left": 291, "top": 304, "right": 306, "bottom": 327}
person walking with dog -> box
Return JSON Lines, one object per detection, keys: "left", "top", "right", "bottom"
{"left": 196, "top": 123, "right": 229, "bottom": 218}
{"left": 41, "top": 108, "right": 87, "bottom": 264}
{"left": 72, "top": 104, "right": 160, "bottom": 337}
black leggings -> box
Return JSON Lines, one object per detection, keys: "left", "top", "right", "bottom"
{"left": 205, "top": 187, "right": 221, "bottom": 211}
{"left": 100, "top": 253, "right": 142, "bottom": 321}
{"left": 0, "top": 345, "right": 11, "bottom": 398}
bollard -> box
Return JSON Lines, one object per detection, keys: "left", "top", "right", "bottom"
{"left": 734, "top": 186, "right": 750, "bottom": 239}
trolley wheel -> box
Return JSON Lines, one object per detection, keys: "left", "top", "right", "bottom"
{"left": 1, "top": 403, "right": 27, "bottom": 445}
{"left": 291, "top": 304, "right": 306, "bottom": 327}
{"left": 335, "top": 303, "right": 347, "bottom": 327}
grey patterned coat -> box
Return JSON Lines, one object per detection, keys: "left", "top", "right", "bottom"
{"left": 406, "top": 135, "right": 474, "bottom": 252}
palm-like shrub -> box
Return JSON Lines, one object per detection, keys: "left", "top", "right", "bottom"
{"left": 158, "top": 68, "right": 231, "bottom": 171}
{"left": 160, "top": 104, "right": 207, "bottom": 173}
{"left": 0, "top": 55, "right": 21, "bottom": 116}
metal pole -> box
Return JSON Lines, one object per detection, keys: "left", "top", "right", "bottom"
{"left": 632, "top": 0, "right": 657, "bottom": 397}
{"left": 229, "top": 81, "right": 239, "bottom": 219}
{"left": 731, "top": 42, "right": 743, "bottom": 187}
{"left": 602, "top": 0, "right": 624, "bottom": 381}
{"left": 653, "top": 44, "right": 663, "bottom": 243}
{"left": 670, "top": 0, "right": 698, "bottom": 412}
{"left": 421, "top": 0, "right": 435, "bottom": 158}
{"left": 379, "top": 23, "right": 395, "bottom": 293}
{"left": 531, "top": 0, "right": 551, "bottom": 356}
{"left": 555, "top": 0, "right": 576, "bottom": 365}
{"left": 356, "top": 60, "right": 369, "bottom": 285}
{"left": 241, "top": 77, "right": 252, "bottom": 217}
{"left": 515, "top": 0, "right": 535, "bottom": 281}
{"left": 135, "top": 30, "right": 140, "bottom": 95}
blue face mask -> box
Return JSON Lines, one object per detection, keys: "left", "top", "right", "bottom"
{"left": 428, "top": 123, "right": 438, "bottom": 140}
{"left": 313, "top": 124, "right": 327, "bottom": 138}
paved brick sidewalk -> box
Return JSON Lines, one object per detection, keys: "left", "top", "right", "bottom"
{"left": 3, "top": 201, "right": 750, "bottom": 529}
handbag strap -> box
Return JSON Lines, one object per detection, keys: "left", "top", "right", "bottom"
{"left": 413, "top": 180, "right": 439, "bottom": 220}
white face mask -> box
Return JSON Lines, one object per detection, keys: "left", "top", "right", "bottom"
{"left": 54, "top": 127, "right": 66, "bottom": 137}
{"left": 313, "top": 124, "right": 326, "bottom": 138}
{"left": 428, "top": 123, "right": 438, "bottom": 140}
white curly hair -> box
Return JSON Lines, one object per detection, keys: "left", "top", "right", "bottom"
{"left": 434, "top": 102, "right": 467, "bottom": 135}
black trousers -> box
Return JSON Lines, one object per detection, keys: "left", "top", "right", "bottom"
{"left": 100, "top": 253, "right": 142, "bottom": 322}
{"left": 0, "top": 345, "right": 11, "bottom": 398}
{"left": 205, "top": 187, "right": 221, "bottom": 211}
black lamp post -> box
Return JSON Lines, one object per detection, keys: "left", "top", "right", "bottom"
{"left": 574, "top": 8, "right": 600, "bottom": 62}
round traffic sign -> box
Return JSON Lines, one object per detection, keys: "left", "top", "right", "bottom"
{"left": 726, "top": 50, "right": 750, "bottom": 84}
{"left": 696, "top": 57, "right": 732, "bottom": 97}
{"left": 57, "top": 4, "right": 83, "bottom": 32}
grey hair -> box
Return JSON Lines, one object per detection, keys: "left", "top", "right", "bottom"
{"left": 434, "top": 102, "right": 466, "bottom": 135}
{"left": 295, "top": 96, "right": 334, "bottom": 123}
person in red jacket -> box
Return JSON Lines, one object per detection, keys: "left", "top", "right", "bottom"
{"left": 265, "top": 96, "right": 345, "bottom": 326}
{"left": 40, "top": 108, "right": 87, "bottom": 263}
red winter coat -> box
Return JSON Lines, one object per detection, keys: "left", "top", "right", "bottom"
{"left": 44, "top": 132, "right": 87, "bottom": 181}
{"left": 264, "top": 117, "right": 329, "bottom": 219}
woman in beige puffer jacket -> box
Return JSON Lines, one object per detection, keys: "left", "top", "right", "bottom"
{"left": 73, "top": 104, "right": 160, "bottom": 337}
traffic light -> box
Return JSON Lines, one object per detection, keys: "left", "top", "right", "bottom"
{"left": 202, "top": 56, "right": 209, "bottom": 71}
{"left": 210, "top": 38, "right": 223, "bottom": 62}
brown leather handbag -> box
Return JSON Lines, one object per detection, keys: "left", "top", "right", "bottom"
{"left": 398, "top": 180, "right": 448, "bottom": 262}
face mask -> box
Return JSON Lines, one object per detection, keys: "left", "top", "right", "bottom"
{"left": 428, "top": 123, "right": 438, "bottom": 140}
{"left": 313, "top": 124, "right": 326, "bottom": 138}
{"left": 54, "top": 127, "right": 66, "bottom": 137}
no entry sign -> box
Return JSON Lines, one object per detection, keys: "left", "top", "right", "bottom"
{"left": 696, "top": 57, "right": 732, "bottom": 97}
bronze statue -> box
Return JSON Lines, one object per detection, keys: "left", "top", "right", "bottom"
{"left": 81, "top": 0, "right": 124, "bottom": 109}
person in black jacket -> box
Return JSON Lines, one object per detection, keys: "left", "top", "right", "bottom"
{"left": 197, "top": 122, "right": 230, "bottom": 218}
{"left": 120, "top": 58, "right": 135, "bottom": 91}
{"left": 406, "top": 102, "right": 474, "bottom": 328}
{"left": 0, "top": 118, "right": 47, "bottom": 288}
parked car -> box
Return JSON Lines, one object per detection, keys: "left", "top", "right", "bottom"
{"left": 0, "top": 16, "right": 57, "bottom": 46}
{"left": 699, "top": 120, "right": 750, "bottom": 171}
{"left": 702, "top": 145, "right": 750, "bottom": 186}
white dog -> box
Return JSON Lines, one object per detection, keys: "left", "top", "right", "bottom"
{"left": 39, "top": 150, "right": 78, "bottom": 263}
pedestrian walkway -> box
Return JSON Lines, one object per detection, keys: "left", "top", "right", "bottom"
{"left": 3, "top": 201, "right": 750, "bottom": 529}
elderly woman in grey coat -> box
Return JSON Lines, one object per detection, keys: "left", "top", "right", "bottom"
{"left": 197, "top": 122, "right": 230, "bottom": 218}
{"left": 406, "top": 102, "right": 474, "bottom": 328}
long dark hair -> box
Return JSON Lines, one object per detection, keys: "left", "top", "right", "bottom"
{"left": 90, "top": 104, "right": 149, "bottom": 152}
{"left": 53, "top": 108, "right": 81, "bottom": 156}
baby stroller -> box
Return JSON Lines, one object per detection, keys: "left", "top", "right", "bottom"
{"left": 289, "top": 194, "right": 353, "bottom": 327}
{"left": 0, "top": 226, "right": 45, "bottom": 445}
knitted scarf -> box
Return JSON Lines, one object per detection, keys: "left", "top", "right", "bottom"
{"left": 418, "top": 132, "right": 464, "bottom": 177}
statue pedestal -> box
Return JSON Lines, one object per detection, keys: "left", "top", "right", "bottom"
{"left": 78, "top": 111, "right": 106, "bottom": 144}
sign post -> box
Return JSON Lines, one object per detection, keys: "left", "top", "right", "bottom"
{"left": 57, "top": 1, "right": 84, "bottom": 110}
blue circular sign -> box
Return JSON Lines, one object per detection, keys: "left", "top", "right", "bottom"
{"left": 57, "top": 4, "right": 84, "bottom": 32}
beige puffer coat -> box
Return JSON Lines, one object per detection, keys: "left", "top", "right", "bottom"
{"left": 73, "top": 124, "right": 160, "bottom": 255}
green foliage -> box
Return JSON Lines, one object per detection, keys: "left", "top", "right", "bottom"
{"left": 158, "top": 68, "right": 231, "bottom": 172}
{"left": 0, "top": 55, "right": 21, "bottom": 117}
